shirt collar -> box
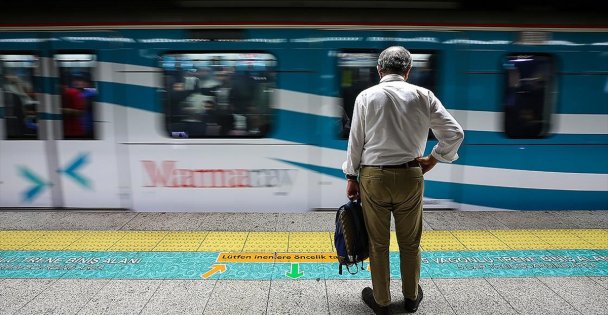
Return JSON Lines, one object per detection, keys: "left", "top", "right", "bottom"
{"left": 380, "top": 74, "right": 406, "bottom": 83}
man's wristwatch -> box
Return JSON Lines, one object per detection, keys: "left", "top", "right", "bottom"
{"left": 346, "top": 174, "right": 358, "bottom": 182}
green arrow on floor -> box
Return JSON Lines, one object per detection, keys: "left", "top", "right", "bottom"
{"left": 285, "top": 263, "right": 304, "bottom": 279}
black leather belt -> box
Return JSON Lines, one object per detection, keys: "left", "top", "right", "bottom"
{"left": 362, "top": 160, "right": 420, "bottom": 169}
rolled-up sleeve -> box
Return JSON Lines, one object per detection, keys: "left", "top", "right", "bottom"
{"left": 429, "top": 92, "right": 464, "bottom": 163}
{"left": 343, "top": 94, "right": 366, "bottom": 175}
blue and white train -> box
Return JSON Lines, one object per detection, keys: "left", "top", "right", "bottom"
{"left": 0, "top": 23, "right": 606, "bottom": 211}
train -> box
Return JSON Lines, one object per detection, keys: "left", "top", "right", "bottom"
{"left": 0, "top": 22, "right": 606, "bottom": 211}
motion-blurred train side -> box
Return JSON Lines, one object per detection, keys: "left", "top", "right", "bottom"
{"left": 0, "top": 24, "right": 606, "bottom": 211}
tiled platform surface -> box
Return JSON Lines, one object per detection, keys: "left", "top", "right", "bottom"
{"left": 1, "top": 209, "right": 607, "bottom": 314}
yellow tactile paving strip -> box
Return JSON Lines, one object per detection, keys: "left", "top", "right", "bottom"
{"left": 198, "top": 232, "right": 247, "bottom": 252}
{"left": 243, "top": 232, "right": 289, "bottom": 252}
{"left": 0, "top": 229, "right": 606, "bottom": 252}
{"left": 289, "top": 232, "right": 334, "bottom": 253}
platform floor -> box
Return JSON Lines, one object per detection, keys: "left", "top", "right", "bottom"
{"left": 1, "top": 210, "right": 607, "bottom": 314}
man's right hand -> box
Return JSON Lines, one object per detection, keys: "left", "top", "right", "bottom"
{"left": 416, "top": 155, "right": 438, "bottom": 174}
{"left": 346, "top": 180, "right": 360, "bottom": 201}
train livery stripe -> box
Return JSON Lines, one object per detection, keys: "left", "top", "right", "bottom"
{"left": 99, "top": 64, "right": 345, "bottom": 120}
{"left": 33, "top": 59, "right": 607, "bottom": 131}
{"left": 89, "top": 61, "right": 608, "bottom": 117}
{"left": 96, "top": 82, "right": 159, "bottom": 112}
{"left": 277, "top": 156, "right": 607, "bottom": 193}
{"left": 274, "top": 159, "right": 344, "bottom": 179}
{"left": 455, "top": 144, "right": 608, "bottom": 174}
{"left": 277, "top": 93, "right": 608, "bottom": 135}
{"left": 96, "top": 62, "right": 163, "bottom": 89}
{"left": 552, "top": 113, "right": 608, "bottom": 134}
{"left": 276, "top": 89, "right": 342, "bottom": 118}
{"left": 431, "top": 164, "right": 607, "bottom": 192}
{"left": 88, "top": 80, "right": 608, "bottom": 136}
{"left": 425, "top": 181, "right": 608, "bottom": 210}
{"left": 272, "top": 109, "right": 346, "bottom": 150}
{"left": 29, "top": 92, "right": 608, "bottom": 174}
{"left": 461, "top": 131, "right": 608, "bottom": 145}
{"left": 316, "top": 141, "right": 608, "bottom": 176}
{"left": 28, "top": 87, "right": 608, "bottom": 175}
{"left": 450, "top": 110, "right": 608, "bottom": 135}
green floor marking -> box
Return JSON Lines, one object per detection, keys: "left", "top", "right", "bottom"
{"left": 285, "top": 263, "right": 304, "bottom": 279}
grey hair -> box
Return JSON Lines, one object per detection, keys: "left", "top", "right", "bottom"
{"left": 377, "top": 46, "right": 412, "bottom": 74}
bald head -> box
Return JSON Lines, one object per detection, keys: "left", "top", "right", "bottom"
{"left": 377, "top": 46, "right": 412, "bottom": 76}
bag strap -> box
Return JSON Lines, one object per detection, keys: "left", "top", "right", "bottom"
{"left": 335, "top": 204, "right": 344, "bottom": 223}
{"left": 339, "top": 260, "right": 367, "bottom": 276}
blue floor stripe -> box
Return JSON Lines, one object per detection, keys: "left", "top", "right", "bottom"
{"left": 1, "top": 250, "right": 606, "bottom": 279}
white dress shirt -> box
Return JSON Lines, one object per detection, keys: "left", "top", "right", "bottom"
{"left": 344, "top": 74, "right": 464, "bottom": 176}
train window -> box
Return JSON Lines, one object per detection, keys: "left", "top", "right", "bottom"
{"left": 503, "top": 54, "right": 554, "bottom": 138}
{"left": 337, "top": 51, "right": 438, "bottom": 139}
{"left": 55, "top": 53, "right": 97, "bottom": 140}
{"left": 1, "top": 54, "right": 40, "bottom": 140}
{"left": 161, "top": 53, "right": 276, "bottom": 138}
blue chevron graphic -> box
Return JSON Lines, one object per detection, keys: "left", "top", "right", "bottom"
{"left": 273, "top": 159, "right": 344, "bottom": 179}
{"left": 59, "top": 153, "right": 92, "bottom": 189}
{"left": 18, "top": 167, "right": 49, "bottom": 202}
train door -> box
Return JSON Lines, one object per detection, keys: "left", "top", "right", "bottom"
{"left": 0, "top": 32, "right": 129, "bottom": 209}
{"left": 45, "top": 32, "right": 127, "bottom": 209}
{"left": 0, "top": 43, "right": 54, "bottom": 207}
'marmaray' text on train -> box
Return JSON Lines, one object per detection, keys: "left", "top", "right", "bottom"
{"left": 141, "top": 160, "right": 296, "bottom": 189}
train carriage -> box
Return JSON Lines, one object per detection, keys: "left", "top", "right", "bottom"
{"left": 0, "top": 25, "right": 606, "bottom": 211}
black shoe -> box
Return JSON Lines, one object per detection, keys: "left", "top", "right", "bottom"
{"left": 404, "top": 284, "right": 423, "bottom": 313}
{"left": 362, "top": 287, "right": 391, "bottom": 315}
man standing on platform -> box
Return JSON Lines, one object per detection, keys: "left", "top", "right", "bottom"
{"left": 343, "top": 46, "right": 464, "bottom": 314}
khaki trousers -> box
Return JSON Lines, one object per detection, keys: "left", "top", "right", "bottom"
{"left": 359, "top": 166, "right": 424, "bottom": 306}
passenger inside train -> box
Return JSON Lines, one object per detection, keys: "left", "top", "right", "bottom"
{"left": 163, "top": 53, "right": 275, "bottom": 138}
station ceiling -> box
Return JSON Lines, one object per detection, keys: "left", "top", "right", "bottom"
{"left": 3, "top": 0, "right": 607, "bottom": 10}
{"left": 1, "top": 0, "right": 607, "bottom": 26}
